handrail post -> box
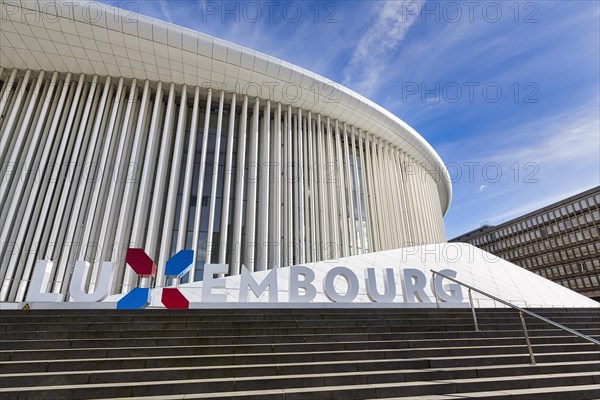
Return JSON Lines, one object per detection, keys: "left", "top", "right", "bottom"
{"left": 467, "top": 288, "right": 479, "bottom": 332}
{"left": 519, "top": 311, "right": 536, "bottom": 365}
{"left": 431, "top": 272, "right": 439, "bottom": 309}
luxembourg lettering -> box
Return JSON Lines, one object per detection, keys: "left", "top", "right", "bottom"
{"left": 25, "top": 249, "right": 464, "bottom": 309}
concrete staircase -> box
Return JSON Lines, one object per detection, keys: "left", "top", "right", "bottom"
{"left": 0, "top": 308, "right": 599, "bottom": 399}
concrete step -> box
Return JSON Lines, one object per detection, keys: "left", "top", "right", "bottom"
{"left": 1, "top": 371, "right": 597, "bottom": 400}
{"left": 0, "top": 313, "right": 600, "bottom": 332}
{"left": 2, "top": 349, "right": 598, "bottom": 374}
{"left": 2, "top": 312, "right": 598, "bottom": 324}
{"left": 2, "top": 332, "right": 595, "bottom": 351}
{"left": 3, "top": 326, "right": 599, "bottom": 345}
{"left": 3, "top": 323, "right": 599, "bottom": 342}
{"left": 103, "top": 384, "right": 600, "bottom": 400}
{"left": 1, "top": 308, "right": 598, "bottom": 399}
{"left": 374, "top": 384, "right": 600, "bottom": 399}
{"left": 2, "top": 341, "right": 597, "bottom": 362}
{"left": 2, "top": 358, "right": 597, "bottom": 388}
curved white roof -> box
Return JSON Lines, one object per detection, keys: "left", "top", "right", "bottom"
{"left": 0, "top": 0, "right": 452, "bottom": 213}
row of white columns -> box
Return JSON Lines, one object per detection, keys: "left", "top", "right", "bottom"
{"left": 0, "top": 69, "right": 446, "bottom": 301}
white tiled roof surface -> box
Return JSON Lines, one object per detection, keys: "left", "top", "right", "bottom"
{"left": 170, "top": 243, "right": 600, "bottom": 307}
{"left": 0, "top": 0, "right": 452, "bottom": 212}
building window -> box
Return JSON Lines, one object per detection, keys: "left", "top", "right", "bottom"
{"left": 587, "top": 196, "right": 595, "bottom": 207}
{"left": 565, "top": 220, "right": 573, "bottom": 229}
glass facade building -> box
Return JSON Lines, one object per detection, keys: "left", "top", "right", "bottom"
{"left": 450, "top": 187, "right": 600, "bottom": 301}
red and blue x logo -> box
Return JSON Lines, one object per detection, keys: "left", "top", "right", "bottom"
{"left": 116, "top": 249, "right": 194, "bottom": 310}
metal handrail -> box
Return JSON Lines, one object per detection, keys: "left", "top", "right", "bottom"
{"left": 431, "top": 269, "right": 600, "bottom": 364}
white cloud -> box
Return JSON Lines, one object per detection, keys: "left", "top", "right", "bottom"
{"left": 342, "top": 1, "right": 425, "bottom": 96}
{"left": 487, "top": 186, "right": 596, "bottom": 224}
{"left": 478, "top": 101, "right": 600, "bottom": 167}
{"left": 158, "top": 0, "right": 173, "bottom": 23}
{"left": 479, "top": 185, "right": 486, "bottom": 192}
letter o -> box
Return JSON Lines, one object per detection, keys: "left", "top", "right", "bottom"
{"left": 242, "top": 2, "right": 262, "bottom": 23}
{"left": 482, "top": 2, "right": 502, "bottom": 23}
{"left": 442, "top": 2, "right": 462, "bottom": 23}
{"left": 482, "top": 82, "right": 502, "bottom": 103}
{"left": 282, "top": 2, "right": 302, "bottom": 22}
{"left": 323, "top": 266, "right": 359, "bottom": 302}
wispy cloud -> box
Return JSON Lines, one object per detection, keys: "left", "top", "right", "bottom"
{"left": 465, "top": 100, "right": 600, "bottom": 166}
{"left": 487, "top": 185, "right": 597, "bottom": 224}
{"left": 342, "top": 1, "right": 424, "bottom": 96}
{"left": 158, "top": 0, "right": 173, "bottom": 23}
{"left": 443, "top": 98, "right": 599, "bottom": 236}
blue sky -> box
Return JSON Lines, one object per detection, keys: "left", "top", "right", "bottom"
{"left": 101, "top": 0, "right": 599, "bottom": 239}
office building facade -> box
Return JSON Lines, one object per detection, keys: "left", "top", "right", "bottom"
{"left": 451, "top": 187, "right": 600, "bottom": 301}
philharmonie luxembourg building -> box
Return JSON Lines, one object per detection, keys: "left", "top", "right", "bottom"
{"left": 0, "top": 1, "right": 597, "bottom": 309}
{"left": 0, "top": 1, "right": 449, "bottom": 302}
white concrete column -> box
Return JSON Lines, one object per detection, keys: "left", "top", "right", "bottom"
{"left": 51, "top": 75, "right": 98, "bottom": 293}
{"left": 403, "top": 153, "right": 421, "bottom": 244}
{"left": 205, "top": 91, "right": 226, "bottom": 266}
{"left": 334, "top": 121, "right": 349, "bottom": 257}
{"left": 383, "top": 143, "right": 400, "bottom": 248}
{"left": 191, "top": 88, "right": 213, "bottom": 281}
{"left": 296, "top": 109, "right": 305, "bottom": 264}
{"left": 419, "top": 168, "right": 435, "bottom": 243}
{"left": 0, "top": 73, "right": 68, "bottom": 301}
{"left": 363, "top": 135, "right": 379, "bottom": 251}
{"left": 325, "top": 117, "right": 339, "bottom": 258}
{"left": 342, "top": 124, "right": 357, "bottom": 255}
{"left": 306, "top": 112, "right": 317, "bottom": 262}
{"left": 178, "top": 86, "right": 201, "bottom": 252}
{"left": 155, "top": 84, "right": 190, "bottom": 287}
{"left": 244, "top": 98, "right": 260, "bottom": 272}
{"left": 375, "top": 139, "right": 390, "bottom": 249}
{"left": 145, "top": 82, "right": 176, "bottom": 287}
{"left": 0, "top": 72, "right": 60, "bottom": 280}
{"left": 230, "top": 95, "right": 248, "bottom": 275}
{"left": 390, "top": 148, "right": 408, "bottom": 246}
{"left": 58, "top": 76, "right": 117, "bottom": 295}
{"left": 0, "top": 69, "right": 31, "bottom": 166}
{"left": 0, "top": 71, "right": 45, "bottom": 208}
{"left": 302, "top": 116, "right": 311, "bottom": 261}
{"left": 14, "top": 74, "right": 81, "bottom": 301}
{"left": 256, "top": 100, "right": 270, "bottom": 271}
{"left": 316, "top": 114, "right": 328, "bottom": 259}
{"left": 126, "top": 82, "right": 164, "bottom": 288}
{"left": 109, "top": 80, "right": 152, "bottom": 292}
{"left": 0, "top": 68, "right": 18, "bottom": 128}
{"left": 283, "top": 106, "right": 294, "bottom": 267}
{"left": 219, "top": 93, "right": 237, "bottom": 264}
{"left": 270, "top": 103, "right": 282, "bottom": 269}
{"left": 74, "top": 78, "right": 123, "bottom": 291}
{"left": 350, "top": 127, "right": 365, "bottom": 253}
{"left": 0, "top": 73, "right": 32, "bottom": 177}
